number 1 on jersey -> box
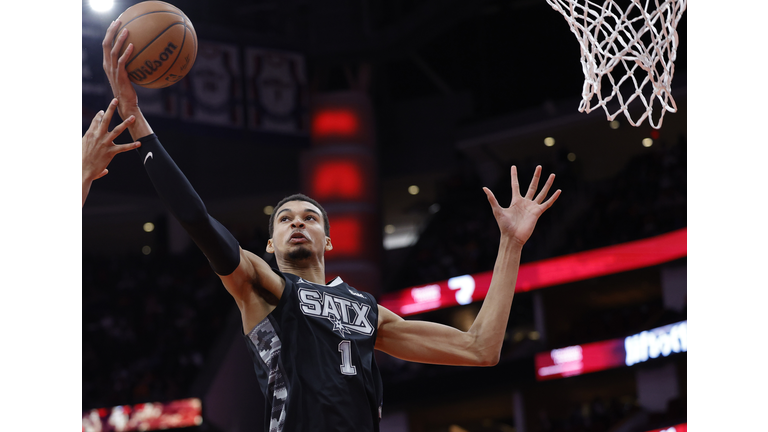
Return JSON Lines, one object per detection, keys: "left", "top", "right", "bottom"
{"left": 338, "top": 340, "right": 357, "bottom": 375}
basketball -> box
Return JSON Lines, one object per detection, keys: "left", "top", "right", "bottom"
{"left": 112, "top": 1, "right": 198, "bottom": 89}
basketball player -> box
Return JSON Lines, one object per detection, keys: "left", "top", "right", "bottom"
{"left": 100, "top": 21, "right": 561, "bottom": 432}
{"left": 82, "top": 97, "right": 141, "bottom": 206}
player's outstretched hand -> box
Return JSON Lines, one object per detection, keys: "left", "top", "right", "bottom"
{"left": 483, "top": 166, "right": 561, "bottom": 246}
{"left": 102, "top": 20, "right": 139, "bottom": 118}
{"left": 82, "top": 98, "right": 141, "bottom": 206}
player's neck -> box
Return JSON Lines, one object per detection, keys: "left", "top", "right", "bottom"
{"left": 278, "top": 259, "right": 326, "bottom": 284}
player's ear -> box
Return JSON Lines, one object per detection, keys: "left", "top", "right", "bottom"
{"left": 266, "top": 239, "right": 275, "bottom": 254}
{"left": 325, "top": 236, "right": 333, "bottom": 251}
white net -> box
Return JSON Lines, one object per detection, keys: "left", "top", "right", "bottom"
{"left": 546, "top": 0, "right": 686, "bottom": 128}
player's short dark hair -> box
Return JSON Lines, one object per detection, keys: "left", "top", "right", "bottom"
{"left": 268, "top": 193, "right": 330, "bottom": 238}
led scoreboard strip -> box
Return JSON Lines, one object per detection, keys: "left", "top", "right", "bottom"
{"left": 380, "top": 228, "right": 687, "bottom": 316}
{"left": 535, "top": 321, "right": 687, "bottom": 380}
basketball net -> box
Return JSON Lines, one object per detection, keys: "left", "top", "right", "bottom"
{"left": 546, "top": 0, "right": 686, "bottom": 129}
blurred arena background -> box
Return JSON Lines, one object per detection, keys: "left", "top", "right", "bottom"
{"left": 81, "top": 0, "right": 688, "bottom": 431}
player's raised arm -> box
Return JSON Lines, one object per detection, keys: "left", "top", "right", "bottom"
{"left": 102, "top": 20, "right": 153, "bottom": 141}
{"left": 375, "top": 166, "right": 561, "bottom": 366}
{"left": 100, "top": 20, "right": 284, "bottom": 311}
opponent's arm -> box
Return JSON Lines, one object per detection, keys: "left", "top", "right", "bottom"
{"left": 82, "top": 98, "right": 141, "bottom": 206}
{"left": 376, "top": 166, "right": 560, "bottom": 366}
{"left": 100, "top": 20, "right": 284, "bottom": 308}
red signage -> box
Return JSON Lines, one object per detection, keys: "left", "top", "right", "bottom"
{"left": 646, "top": 423, "right": 687, "bottom": 432}
{"left": 534, "top": 321, "right": 687, "bottom": 381}
{"left": 535, "top": 339, "right": 626, "bottom": 380}
{"left": 311, "top": 159, "right": 365, "bottom": 200}
{"left": 311, "top": 109, "right": 359, "bottom": 138}
{"left": 326, "top": 215, "right": 363, "bottom": 257}
{"left": 82, "top": 398, "right": 202, "bottom": 432}
{"left": 380, "top": 228, "right": 686, "bottom": 316}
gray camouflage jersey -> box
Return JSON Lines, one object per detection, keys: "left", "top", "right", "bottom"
{"left": 243, "top": 269, "right": 383, "bottom": 432}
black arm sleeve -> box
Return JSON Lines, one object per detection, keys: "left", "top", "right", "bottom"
{"left": 136, "top": 133, "right": 240, "bottom": 276}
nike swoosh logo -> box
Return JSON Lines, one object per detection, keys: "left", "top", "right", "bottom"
{"left": 144, "top": 152, "right": 153, "bottom": 164}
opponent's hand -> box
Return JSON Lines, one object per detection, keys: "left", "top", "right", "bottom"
{"left": 483, "top": 166, "right": 561, "bottom": 247}
{"left": 102, "top": 20, "right": 138, "bottom": 118}
{"left": 83, "top": 98, "right": 141, "bottom": 184}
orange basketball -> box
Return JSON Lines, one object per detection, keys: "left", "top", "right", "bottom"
{"left": 112, "top": 1, "right": 198, "bottom": 89}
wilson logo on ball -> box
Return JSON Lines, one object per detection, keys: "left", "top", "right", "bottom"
{"left": 128, "top": 42, "right": 178, "bottom": 82}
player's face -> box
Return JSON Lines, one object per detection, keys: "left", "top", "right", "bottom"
{"left": 267, "top": 200, "right": 331, "bottom": 261}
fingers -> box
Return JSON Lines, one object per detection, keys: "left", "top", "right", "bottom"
{"left": 503, "top": 165, "right": 562, "bottom": 210}
{"left": 510, "top": 166, "right": 521, "bottom": 198}
{"left": 525, "top": 165, "right": 542, "bottom": 200}
{"left": 89, "top": 110, "right": 104, "bottom": 131}
{"left": 102, "top": 20, "right": 120, "bottom": 69}
{"left": 94, "top": 168, "right": 109, "bottom": 180}
{"left": 110, "top": 27, "right": 129, "bottom": 70}
{"left": 100, "top": 98, "right": 119, "bottom": 132}
{"left": 534, "top": 173, "right": 556, "bottom": 204}
{"left": 541, "top": 189, "right": 562, "bottom": 211}
{"left": 483, "top": 187, "right": 501, "bottom": 212}
{"left": 108, "top": 114, "right": 135, "bottom": 141}
{"left": 113, "top": 141, "right": 141, "bottom": 155}
{"left": 117, "top": 42, "right": 134, "bottom": 71}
